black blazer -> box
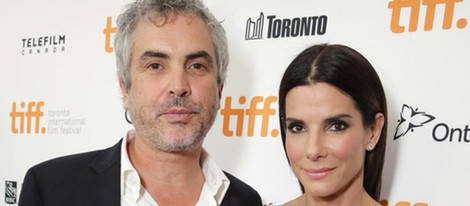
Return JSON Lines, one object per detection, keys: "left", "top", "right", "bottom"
{"left": 19, "top": 139, "right": 263, "bottom": 206}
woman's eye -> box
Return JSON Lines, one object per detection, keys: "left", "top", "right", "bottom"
{"left": 328, "top": 121, "right": 348, "bottom": 132}
{"left": 287, "top": 123, "right": 304, "bottom": 134}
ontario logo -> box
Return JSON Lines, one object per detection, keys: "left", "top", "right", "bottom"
{"left": 245, "top": 12, "right": 328, "bottom": 40}
{"left": 394, "top": 104, "right": 470, "bottom": 143}
{"left": 394, "top": 104, "right": 435, "bottom": 140}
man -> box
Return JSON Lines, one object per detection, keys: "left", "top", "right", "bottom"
{"left": 19, "top": 0, "right": 263, "bottom": 205}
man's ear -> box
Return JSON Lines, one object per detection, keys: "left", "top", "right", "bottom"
{"left": 119, "top": 79, "right": 129, "bottom": 110}
{"left": 218, "top": 84, "right": 224, "bottom": 99}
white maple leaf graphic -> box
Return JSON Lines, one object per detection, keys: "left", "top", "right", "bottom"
{"left": 394, "top": 104, "right": 435, "bottom": 140}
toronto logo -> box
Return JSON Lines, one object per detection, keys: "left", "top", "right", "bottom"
{"left": 394, "top": 104, "right": 435, "bottom": 140}
{"left": 245, "top": 12, "right": 328, "bottom": 40}
{"left": 245, "top": 13, "right": 264, "bottom": 40}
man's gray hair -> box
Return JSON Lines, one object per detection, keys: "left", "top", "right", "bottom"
{"left": 114, "top": 0, "right": 228, "bottom": 90}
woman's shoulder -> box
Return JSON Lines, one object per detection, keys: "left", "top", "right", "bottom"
{"left": 280, "top": 195, "right": 303, "bottom": 206}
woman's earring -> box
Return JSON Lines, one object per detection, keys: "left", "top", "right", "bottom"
{"left": 367, "top": 144, "right": 375, "bottom": 151}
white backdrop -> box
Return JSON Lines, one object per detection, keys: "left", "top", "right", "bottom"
{"left": 1, "top": 0, "right": 469, "bottom": 205}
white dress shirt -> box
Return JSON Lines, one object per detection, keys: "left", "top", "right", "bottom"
{"left": 120, "top": 130, "right": 230, "bottom": 206}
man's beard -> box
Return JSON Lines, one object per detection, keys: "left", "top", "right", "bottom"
{"left": 127, "top": 95, "right": 218, "bottom": 152}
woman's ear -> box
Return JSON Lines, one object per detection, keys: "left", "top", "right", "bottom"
{"left": 366, "top": 113, "right": 385, "bottom": 149}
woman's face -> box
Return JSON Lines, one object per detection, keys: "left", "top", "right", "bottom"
{"left": 284, "top": 82, "right": 382, "bottom": 199}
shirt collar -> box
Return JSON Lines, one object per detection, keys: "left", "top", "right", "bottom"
{"left": 120, "top": 130, "right": 143, "bottom": 201}
{"left": 200, "top": 148, "right": 231, "bottom": 205}
{"left": 120, "top": 130, "right": 230, "bottom": 205}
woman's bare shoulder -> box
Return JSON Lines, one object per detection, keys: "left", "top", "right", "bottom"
{"left": 281, "top": 195, "right": 303, "bottom": 206}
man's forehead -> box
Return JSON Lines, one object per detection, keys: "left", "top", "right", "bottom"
{"left": 131, "top": 13, "right": 216, "bottom": 62}
{"left": 142, "top": 11, "right": 202, "bottom": 27}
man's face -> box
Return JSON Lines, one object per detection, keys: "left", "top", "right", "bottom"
{"left": 121, "top": 14, "right": 222, "bottom": 152}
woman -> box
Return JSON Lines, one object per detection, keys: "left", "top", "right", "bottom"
{"left": 278, "top": 44, "right": 387, "bottom": 206}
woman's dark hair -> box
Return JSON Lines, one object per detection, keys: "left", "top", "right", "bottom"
{"left": 278, "top": 44, "right": 387, "bottom": 200}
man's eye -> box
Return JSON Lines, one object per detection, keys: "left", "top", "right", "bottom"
{"left": 190, "top": 63, "right": 205, "bottom": 70}
{"left": 148, "top": 63, "right": 162, "bottom": 70}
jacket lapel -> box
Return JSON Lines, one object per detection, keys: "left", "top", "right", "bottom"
{"left": 87, "top": 139, "right": 122, "bottom": 205}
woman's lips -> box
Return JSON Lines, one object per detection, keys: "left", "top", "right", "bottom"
{"left": 303, "top": 167, "right": 336, "bottom": 180}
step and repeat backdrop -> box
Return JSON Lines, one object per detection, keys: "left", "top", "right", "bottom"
{"left": 1, "top": 0, "right": 469, "bottom": 205}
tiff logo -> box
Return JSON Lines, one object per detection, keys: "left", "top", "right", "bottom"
{"left": 380, "top": 200, "right": 428, "bottom": 206}
{"left": 245, "top": 12, "right": 265, "bottom": 40}
{"left": 220, "top": 96, "right": 278, "bottom": 137}
{"left": 103, "top": 16, "right": 117, "bottom": 53}
{"left": 388, "top": 0, "right": 468, "bottom": 33}
{"left": 10, "top": 101, "right": 46, "bottom": 134}
{"left": 5, "top": 181, "right": 17, "bottom": 205}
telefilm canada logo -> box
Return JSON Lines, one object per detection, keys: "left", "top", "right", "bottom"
{"left": 245, "top": 12, "right": 328, "bottom": 40}
{"left": 5, "top": 181, "right": 17, "bottom": 205}
{"left": 21, "top": 34, "right": 66, "bottom": 56}
{"left": 394, "top": 104, "right": 470, "bottom": 143}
